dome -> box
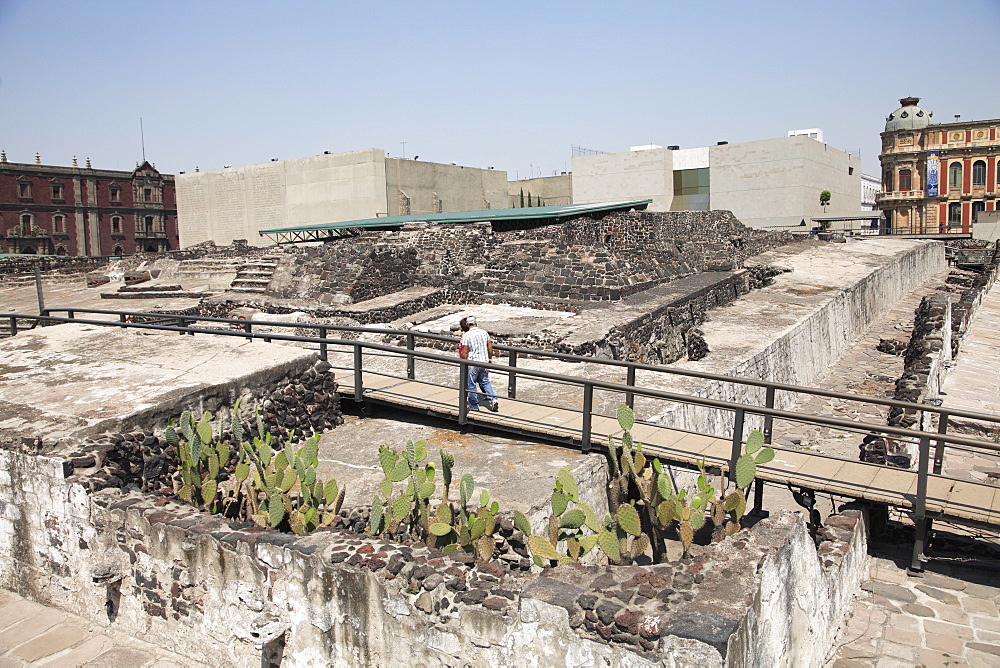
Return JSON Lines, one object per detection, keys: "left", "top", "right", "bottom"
{"left": 885, "top": 97, "right": 932, "bottom": 132}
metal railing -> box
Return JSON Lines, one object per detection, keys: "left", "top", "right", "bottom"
{"left": 6, "top": 308, "right": 1000, "bottom": 570}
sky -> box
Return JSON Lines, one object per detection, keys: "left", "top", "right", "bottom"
{"left": 2, "top": 0, "right": 999, "bottom": 179}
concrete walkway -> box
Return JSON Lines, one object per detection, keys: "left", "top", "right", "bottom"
{"left": 0, "top": 589, "right": 203, "bottom": 667}
{"left": 940, "top": 277, "right": 1000, "bottom": 418}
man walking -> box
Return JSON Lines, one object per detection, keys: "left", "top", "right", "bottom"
{"left": 459, "top": 316, "right": 499, "bottom": 412}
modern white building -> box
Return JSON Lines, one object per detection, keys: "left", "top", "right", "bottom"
{"left": 572, "top": 135, "right": 863, "bottom": 229}
{"left": 176, "top": 149, "right": 507, "bottom": 247}
{"left": 861, "top": 173, "right": 882, "bottom": 212}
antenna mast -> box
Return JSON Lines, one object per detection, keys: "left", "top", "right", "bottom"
{"left": 140, "top": 117, "right": 146, "bottom": 162}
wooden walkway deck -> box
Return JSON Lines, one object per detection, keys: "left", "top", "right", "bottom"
{"left": 342, "top": 372, "right": 1000, "bottom": 529}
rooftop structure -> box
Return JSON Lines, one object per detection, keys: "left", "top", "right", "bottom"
{"left": 175, "top": 149, "right": 508, "bottom": 248}
{"left": 571, "top": 135, "right": 862, "bottom": 229}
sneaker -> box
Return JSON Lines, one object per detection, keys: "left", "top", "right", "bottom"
{"left": 489, "top": 401, "right": 499, "bottom": 412}
{"left": 467, "top": 406, "right": 480, "bottom": 412}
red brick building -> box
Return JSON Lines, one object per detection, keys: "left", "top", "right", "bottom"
{"left": 878, "top": 97, "right": 1000, "bottom": 234}
{"left": 0, "top": 152, "right": 178, "bottom": 256}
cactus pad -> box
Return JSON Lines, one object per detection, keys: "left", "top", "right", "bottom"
{"left": 513, "top": 511, "right": 531, "bottom": 536}
{"left": 559, "top": 508, "right": 586, "bottom": 529}
{"left": 735, "top": 453, "right": 757, "bottom": 490}
{"left": 617, "top": 504, "right": 642, "bottom": 537}
{"left": 551, "top": 490, "right": 569, "bottom": 517}
{"left": 556, "top": 468, "right": 578, "bottom": 499}
{"left": 528, "top": 535, "right": 560, "bottom": 561}
{"left": 616, "top": 403, "right": 635, "bottom": 432}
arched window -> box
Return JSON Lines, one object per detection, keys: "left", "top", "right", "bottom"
{"left": 898, "top": 169, "right": 912, "bottom": 191}
{"left": 112, "top": 244, "right": 125, "bottom": 257}
{"left": 55, "top": 245, "right": 68, "bottom": 256}
{"left": 972, "top": 160, "right": 986, "bottom": 186}
{"left": 949, "top": 162, "right": 963, "bottom": 189}
{"left": 884, "top": 170, "right": 894, "bottom": 191}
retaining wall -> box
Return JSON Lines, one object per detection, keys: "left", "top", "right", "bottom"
{"left": 0, "top": 440, "right": 868, "bottom": 667}
{"left": 652, "top": 240, "right": 947, "bottom": 437}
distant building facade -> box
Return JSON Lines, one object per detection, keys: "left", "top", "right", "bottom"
{"left": 0, "top": 152, "right": 177, "bottom": 256}
{"left": 878, "top": 97, "right": 1000, "bottom": 233}
{"left": 861, "top": 173, "right": 881, "bottom": 211}
{"left": 508, "top": 174, "right": 572, "bottom": 207}
{"left": 175, "top": 149, "right": 508, "bottom": 247}
{"left": 572, "top": 135, "right": 862, "bottom": 228}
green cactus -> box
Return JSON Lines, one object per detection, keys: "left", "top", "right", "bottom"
{"left": 524, "top": 467, "right": 602, "bottom": 567}
{"left": 371, "top": 444, "right": 501, "bottom": 562}
{"left": 167, "top": 402, "right": 343, "bottom": 536}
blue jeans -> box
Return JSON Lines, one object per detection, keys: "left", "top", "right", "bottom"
{"left": 466, "top": 365, "right": 496, "bottom": 410}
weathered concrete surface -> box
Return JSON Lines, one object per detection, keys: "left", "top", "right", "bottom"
{"left": 640, "top": 239, "right": 947, "bottom": 436}
{"left": 317, "top": 410, "right": 610, "bottom": 534}
{"left": 0, "top": 324, "right": 314, "bottom": 444}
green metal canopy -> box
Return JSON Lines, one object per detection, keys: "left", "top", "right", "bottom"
{"left": 258, "top": 200, "right": 652, "bottom": 244}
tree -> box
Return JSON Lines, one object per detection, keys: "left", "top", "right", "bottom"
{"left": 819, "top": 190, "right": 831, "bottom": 212}
{"left": 519, "top": 188, "right": 524, "bottom": 208}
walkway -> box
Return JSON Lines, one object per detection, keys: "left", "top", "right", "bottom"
{"left": 342, "top": 372, "right": 1000, "bottom": 528}
{"left": 0, "top": 589, "right": 203, "bottom": 666}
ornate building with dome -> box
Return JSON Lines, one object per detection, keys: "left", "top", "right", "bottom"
{"left": 878, "top": 97, "right": 999, "bottom": 233}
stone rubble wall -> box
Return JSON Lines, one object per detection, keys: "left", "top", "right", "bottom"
{"left": 0, "top": 433, "right": 868, "bottom": 667}
{"left": 275, "top": 211, "right": 792, "bottom": 306}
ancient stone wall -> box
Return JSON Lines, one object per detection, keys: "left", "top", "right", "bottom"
{"left": 0, "top": 439, "right": 868, "bottom": 666}
{"left": 654, "top": 241, "right": 947, "bottom": 438}
{"left": 278, "top": 211, "right": 792, "bottom": 306}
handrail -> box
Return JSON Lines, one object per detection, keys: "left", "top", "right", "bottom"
{"left": 7, "top": 311, "right": 999, "bottom": 454}
{"left": 29, "top": 306, "right": 1000, "bottom": 428}
{"left": 7, "top": 309, "right": 1000, "bottom": 571}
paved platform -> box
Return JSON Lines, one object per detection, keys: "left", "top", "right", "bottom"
{"left": 0, "top": 588, "right": 203, "bottom": 667}
{"left": 0, "top": 324, "right": 314, "bottom": 444}
{"left": 826, "top": 538, "right": 1000, "bottom": 667}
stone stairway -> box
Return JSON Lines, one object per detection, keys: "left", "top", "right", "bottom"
{"left": 229, "top": 255, "right": 281, "bottom": 293}
{"left": 175, "top": 258, "right": 243, "bottom": 277}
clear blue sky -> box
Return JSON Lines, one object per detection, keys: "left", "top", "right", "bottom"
{"left": 2, "top": 0, "right": 998, "bottom": 179}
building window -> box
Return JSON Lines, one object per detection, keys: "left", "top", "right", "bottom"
{"left": 20, "top": 213, "right": 32, "bottom": 227}
{"left": 898, "top": 169, "right": 912, "bottom": 191}
{"left": 53, "top": 214, "right": 64, "bottom": 233}
{"left": 112, "top": 244, "right": 125, "bottom": 257}
{"left": 17, "top": 180, "right": 31, "bottom": 198}
{"left": 55, "top": 245, "right": 68, "bottom": 256}
{"left": 143, "top": 188, "right": 151, "bottom": 202}
{"left": 144, "top": 216, "right": 154, "bottom": 233}
{"left": 972, "top": 160, "right": 986, "bottom": 186}
{"left": 948, "top": 202, "right": 962, "bottom": 225}
{"left": 110, "top": 184, "right": 121, "bottom": 202}
{"left": 111, "top": 216, "right": 122, "bottom": 234}
{"left": 884, "top": 170, "right": 894, "bottom": 191}
{"left": 50, "top": 182, "right": 63, "bottom": 200}
{"left": 972, "top": 201, "right": 985, "bottom": 223}
{"left": 848, "top": 167, "right": 854, "bottom": 175}
{"left": 949, "top": 162, "right": 963, "bottom": 189}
